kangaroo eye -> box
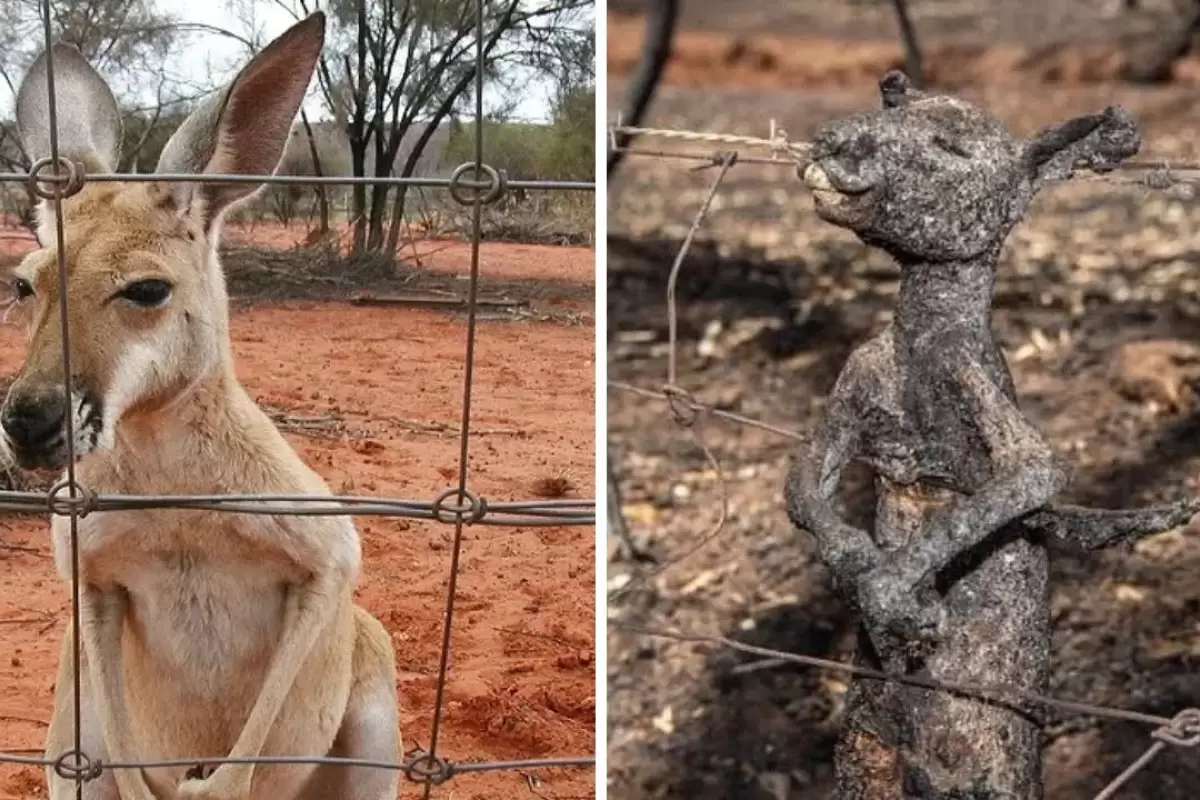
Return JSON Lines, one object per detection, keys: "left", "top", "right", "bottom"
{"left": 11, "top": 278, "right": 33, "bottom": 302}
{"left": 117, "top": 279, "right": 173, "bottom": 308}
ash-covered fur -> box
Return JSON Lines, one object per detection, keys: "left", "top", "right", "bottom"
{"left": 784, "top": 71, "right": 1198, "bottom": 799}
{"left": 3, "top": 16, "right": 400, "bottom": 800}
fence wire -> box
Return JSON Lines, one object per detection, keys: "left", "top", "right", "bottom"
{"left": 606, "top": 125, "right": 1200, "bottom": 799}
{"left": 0, "top": 0, "right": 598, "bottom": 795}
{"left": 609, "top": 124, "right": 1200, "bottom": 193}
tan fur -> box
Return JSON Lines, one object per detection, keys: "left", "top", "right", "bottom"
{"left": 5, "top": 15, "right": 400, "bottom": 800}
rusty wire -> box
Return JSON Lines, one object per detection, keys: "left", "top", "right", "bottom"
{"left": 615, "top": 624, "right": 1200, "bottom": 798}
{"left": 34, "top": 21, "right": 85, "bottom": 794}
{"left": 422, "top": 0, "right": 498, "bottom": 796}
{"left": 608, "top": 136, "right": 1200, "bottom": 798}
{"left": 608, "top": 124, "right": 1200, "bottom": 193}
{"left": 0, "top": 0, "right": 598, "bottom": 793}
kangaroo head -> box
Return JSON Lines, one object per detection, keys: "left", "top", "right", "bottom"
{"left": 1, "top": 14, "right": 325, "bottom": 470}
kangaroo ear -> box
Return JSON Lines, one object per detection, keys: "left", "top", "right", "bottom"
{"left": 1022, "top": 106, "right": 1141, "bottom": 186}
{"left": 153, "top": 13, "right": 325, "bottom": 230}
{"left": 16, "top": 42, "right": 122, "bottom": 173}
{"left": 16, "top": 43, "right": 121, "bottom": 244}
{"left": 879, "top": 69, "right": 924, "bottom": 109}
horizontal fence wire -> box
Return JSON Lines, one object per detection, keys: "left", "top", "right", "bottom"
{"left": 8, "top": 749, "right": 597, "bottom": 779}
{"left": 608, "top": 123, "right": 1200, "bottom": 191}
{"left": 5, "top": 168, "right": 594, "bottom": 191}
{"left": 607, "top": 123, "right": 1200, "bottom": 799}
{"left": 0, "top": 487, "right": 594, "bottom": 526}
{"left": 0, "top": 0, "right": 598, "bottom": 794}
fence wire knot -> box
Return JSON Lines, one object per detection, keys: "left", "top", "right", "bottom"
{"left": 662, "top": 384, "right": 700, "bottom": 428}
{"left": 403, "top": 751, "right": 452, "bottom": 785}
{"left": 1152, "top": 708, "right": 1200, "bottom": 747}
{"left": 47, "top": 478, "right": 98, "bottom": 518}
{"left": 447, "top": 162, "right": 507, "bottom": 207}
{"left": 52, "top": 749, "right": 102, "bottom": 782}
{"left": 27, "top": 155, "right": 84, "bottom": 200}
{"left": 431, "top": 487, "right": 487, "bottom": 524}
{"left": 690, "top": 150, "right": 739, "bottom": 172}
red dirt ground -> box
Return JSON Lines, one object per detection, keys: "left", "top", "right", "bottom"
{"left": 0, "top": 232, "right": 596, "bottom": 798}
{"left": 0, "top": 220, "right": 594, "bottom": 285}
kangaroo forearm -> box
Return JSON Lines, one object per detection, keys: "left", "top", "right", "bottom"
{"left": 227, "top": 570, "right": 347, "bottom": 761}
{"left": 80, "top": 588, "right": 157, "bottom": 800}
{"left": 1022, "top": 499, "right": 1200, "bottom": 550}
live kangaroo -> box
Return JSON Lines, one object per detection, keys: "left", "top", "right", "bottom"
{"left": 2, "top": 13, "right": 401, "bottom": 800}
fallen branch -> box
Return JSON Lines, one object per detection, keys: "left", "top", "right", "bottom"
{"left": 350, "top": 293, "right": 526, "bottom": 311}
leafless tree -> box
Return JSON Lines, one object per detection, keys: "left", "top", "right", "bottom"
{"left": 254, "top": 0, "right": 592, "bottom": 259}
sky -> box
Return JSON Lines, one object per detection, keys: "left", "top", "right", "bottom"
{"left": 130, "top": 0, "right": 584, "bottom": 124}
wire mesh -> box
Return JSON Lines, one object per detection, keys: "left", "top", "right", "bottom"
{"left": 0, "top": 0, "right": 597, "bottom": 795}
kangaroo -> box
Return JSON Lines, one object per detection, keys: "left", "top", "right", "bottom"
{"left": 3, "top": 13, "right": 400, "bottom": 800}
{"left": 784, "top": 70, "right": 1200, "bottom": 798}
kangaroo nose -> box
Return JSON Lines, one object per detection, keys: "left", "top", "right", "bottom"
{"left": 1, "top": 390, "right": 66, "bottom": 451}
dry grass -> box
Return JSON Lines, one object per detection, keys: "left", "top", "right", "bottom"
{"left": 437, "top": 192, "right": 595, "bottom": 247}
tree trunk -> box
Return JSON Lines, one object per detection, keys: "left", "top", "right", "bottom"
{"left": 386, "top": 122, "right": 451, "bottom": 254}
{"left": 350, "top": 0, "right": 370, "bottom": 255}
{"left": 299, "top": 111, "right": 330, "bottom": 236}
{"left": 350, "top": 137, "right": 369, "bottom": 254}
{"left": 366, "top": 124, "right": 390, "bottom": 253}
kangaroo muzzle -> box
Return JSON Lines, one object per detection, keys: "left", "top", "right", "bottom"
{"left": 1, "top": 383, "right": 101, "bottom": 470}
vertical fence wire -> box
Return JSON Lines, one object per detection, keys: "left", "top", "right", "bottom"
{"left": 0, "top": 0, "right": 599, "bottom": 794}
{"left": 33, "top": 5, "right": 86, "bottom": 796}
{"left": 422, "top": 0, "right": 491, "bottom": 794}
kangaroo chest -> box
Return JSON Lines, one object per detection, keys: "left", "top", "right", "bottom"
{"left": 855, "top": 339, "right": 1012, "bottom": 493}
{"left": 53, "top": 510, "right": 300, "bottom": 684}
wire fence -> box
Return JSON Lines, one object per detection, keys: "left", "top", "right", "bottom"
{"left": 606, "top": 123, "right": 1200, "bottom": 799}
{"left": 0, "top": 0, "right": 597, "bottom": 797}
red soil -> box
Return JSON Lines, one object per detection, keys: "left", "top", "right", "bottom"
{"left": 0, "top": 229, "right": 597, "bottom": 798}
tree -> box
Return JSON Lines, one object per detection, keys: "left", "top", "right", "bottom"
{"left": 259, "top": 0, "right": 593, "bottom": 259}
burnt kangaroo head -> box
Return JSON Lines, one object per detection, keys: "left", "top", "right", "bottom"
{"left": 799, "top": 70, "right": 1141, "bottom": 263}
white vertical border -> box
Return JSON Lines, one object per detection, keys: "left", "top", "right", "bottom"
{"left": 593, "top": 0, "right": 609, "bottom": 796}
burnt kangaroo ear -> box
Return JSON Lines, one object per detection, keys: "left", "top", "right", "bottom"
{"left": 1022, "top": 106, "right": 1141, "bottom": 186}
{"left": 879, "top": 69, "right": 924, "bottom": 109}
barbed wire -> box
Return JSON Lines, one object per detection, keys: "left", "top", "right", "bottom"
{"left": 607, "top": 129, "right": 1197, "bottom": 797}
{"left": 609, "top": 121, "right": 809, "bottom": 161}
{"left": 608, "top": 123, "right": 1200, "bottom": 192}
{"left": 0, "top": 0, "right": 597, "bottom": 794}
{"left": 606, "top": 381, "right": 806, "bottom": 443}
{"left": 614, "top": 624, "right": 1200, "bottom": 799}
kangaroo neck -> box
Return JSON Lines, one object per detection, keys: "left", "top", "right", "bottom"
{"left": 88, "top": 360, "right": 262, "bottom": 492}
{"left": 892, "top": 256, "right": 997, "bottom": 348}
